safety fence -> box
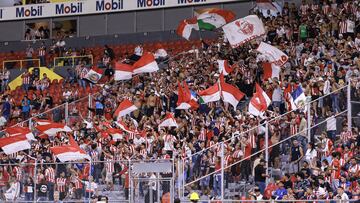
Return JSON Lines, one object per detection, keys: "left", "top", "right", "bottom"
{"left": 0, "top": 159, "right": 174, "bottom": 202}
{"left": 3, "top": 58, "right": 40, "bottom": 70}
{"left": 179, "top": 81, "right": 359, "bottom": 200}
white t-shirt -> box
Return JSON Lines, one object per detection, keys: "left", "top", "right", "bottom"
{"left": 326, "top": 116, "right": 337, "bottom": 131}
{"left": 134, "top": 46, "right": 143, "bottom": 56}
{"left": 133, "top": 136, "right": 145, "bottom": 147}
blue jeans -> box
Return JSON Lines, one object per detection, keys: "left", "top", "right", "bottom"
{"left": 256, "top": 181, "right": 266, "bottom": 194}
{"left": 331, "top": 94, "right": 340, "bottom": 113}
{"left": 25, "top": 192, "right": 33, "bottom": 201}
{"left": 213, "top": 174, "right": 222, "bottom": 197}
{"left": 23, "top": 84, "right": 30, "bottom": 92}
{"left": 327, "top": 130, "right": 336, "bottom": 141}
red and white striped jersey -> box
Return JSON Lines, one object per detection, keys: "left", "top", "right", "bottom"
{"left": 300, "top": 4, "right": 309, "bottom": 15}
{"left": 73, "top": 178, "right": 83, "bottom": 189}
{"left": 340, "top": 130, "right": 353, "bottom": 143}
{"left": 13, "top": 166, "right": 22, "bottom": 181}
{"left": 322, "top": 5, "right": 331, "bottom": 15}
{"left": 139, "top": 148, "right": 147, "bottom": 157}
{"left": 22, "top": 73, "right": 31, "bottom": 85}
{"left": 198, "top": 128, "right": 206, "bottom": 141}
{"left": 56, "top": 177, "right": 67, "bottom": 192}
{"left": 232, "top": 149, "right": 243, "bottom": 159}
{"left": 323, "top": 138, "right": 333, "bottom": 157}
{"left": 105, "top": 157, "right": 114, "bottom": 174}
{"left": 339, "top": 21, "right": 347, "bottom": 34}
{"left": 90, "top": 150, "right": 99, "bottom": 162}
{"left": 163, "top": 134, "right": 176, "bottom": 151}
{"left": 349, "top": 164, "right": 360, "bottom": 174}
{"left": 45, "top": 167, "right": 55, "bottom": 183}
{"left": 38, "top": 46, "right": 46, "bottom": 56}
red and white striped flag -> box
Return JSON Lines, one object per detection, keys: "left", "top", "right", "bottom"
{"left": 114, "top": 63, "right": 133, "bottom": 81}
{"left": 132, "top": 53, "right": 159, "bottom": 74}
{"left": 159, "top": 113, "right": 178, "bottom": 128}
{"left": 115, "top": 120, "right": 136, "bottom": 134}
{"left": 50, "top": 146, "right": 90, "bottom": 162}
{"left": 33, "top": 119, "right": 52, "bottom": 125}
{"left": 262, "top": 62, "right": 281, "bottom": 80}
{"left": 0, "top": 134, "right": 31, "bottom": 155}
{"left": 198, "top": 83, "right": 221, "bottom": 104}
{"left": 50, "top": 135, "right": 90, "bottom": 162}
{"left": 85, "top": 67, "right": 103, "bottom": 83}
{"left": 220, "top": 74, "right": 245, "bottom": 110}
{"left": 257, "top": 42, "right": 288, "bottom": 66}
{"left": 107, "top": 128, "right": 123, "bottom": 141}
{"left": 114, "top": 99, "right": 137, "bottom": 119}
{"left": 249, "top": 83, "right": 271, "bottom": 117}
{"left": 176, "top": 17, "right": 199, "bottom": 40}
{"left": 5, "top": 126, "right": 36, "bottom": 141}
{"left": 36, "top": 122, "right": 72, "bottom": 135}
{"left": 218, "top": 60, "right": 234, "bottom": 75}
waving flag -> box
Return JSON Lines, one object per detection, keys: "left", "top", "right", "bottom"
{"left": 132, "top": 53, "right": 159, "bottom": 74}
{"left": 196, "top": 8, "right": 235, "bottom": 30}
{"left": 159, "top": 113, "right": 178, "bottom": 128}
{"left": 85, "top": 67, "right": 103, "bottom": 83}
{"left": 177, "top": 17, "right": 199, "bottom": 40}
{"left": 106, "top": 128, "right": 123, "bottom": 140}
{"left": 114, "top": 99, "right": 137, "bottom": 119}
{"left": 176, "top": 81, "right": 199, "bottom": 110}
{"left": 114, "top": 63, "right": 133, "bottom": 81}
{"left": 249, "top": 83, "right": 271, "bottom": 117}
{"left": 36, "top": 123, "right": 72, "bottom": 135}
{"left": 198, "top": 84, "right": 221, "bottom": 104}
{"left": 50, "top": 135, "right": 90, "bottom": 162}
{"left": 33, "top": 119, "right": 51, "bottom": 125}
{"left": 5, "top": 127, "right": 36, "bottom": 141}
{"left": 218, "top": 60, "right": 234, "bottom": 75}
{"left": 223, "top": 15, "right": 265, "bottom": 48}
{"left": 220, "top": 75, "right": 245, "bottom": 110}
{"left": 0, "top": 134, "right": 31, "bottom": 155}
{"left": 257, "top": 42, "right": 288, "bottom": 66}
{"left": 262, "top": 62, "right": 281, "bottom": 80}
{"left": 290, "top": 86, "right": 307, "bottom": 110}
{"left": 116, "top": 120, "right": 137, "bottom": 135}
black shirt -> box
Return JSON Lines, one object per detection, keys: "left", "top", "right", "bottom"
{"left": 254, "top": 164, "right": 266, "bottom": 182}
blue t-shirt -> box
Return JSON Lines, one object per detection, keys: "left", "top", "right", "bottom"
{"left": 22, "top": 99, "right": 30, "bottom": 112}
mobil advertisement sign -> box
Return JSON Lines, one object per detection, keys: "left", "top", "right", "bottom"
{"left": 178, "top": 0, "right": 207, "bottom": 4}
{"left": 137, "top": 0, "right": 165, "bottom": 8}
{"left": 16, "top": 5, "right": 43, "bottom": 18}
{"left": 0, "top": 0, "right": 238, "bottom": 21}
{"left": 96, "top": 0, "right": 124, "bottom": 12}
{"left": 55, "top": 2, "right": 83, "bottom": 15}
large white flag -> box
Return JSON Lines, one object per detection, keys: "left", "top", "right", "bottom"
{"left": 257, "top": 42, "right": 288, "bottom": 66}
{"left": 222, "top": 15, "right": 265, "bottom": 48}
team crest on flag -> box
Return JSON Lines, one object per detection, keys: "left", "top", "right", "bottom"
{"left": 235, "top": 20, "right": 254, "bottom": 35}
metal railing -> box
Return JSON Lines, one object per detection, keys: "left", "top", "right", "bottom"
{"left": 53, "top": 55, "right": 94, "bottom": 68}
{"left": 2, "top": 58, "right": 40, "bottom": 70}
{"left": 179, "top": 80, "right": 357, "bottom": 200}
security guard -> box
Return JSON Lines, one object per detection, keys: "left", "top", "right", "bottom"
{"left": 189, "top": 192, "right": 200, "bottom": 202}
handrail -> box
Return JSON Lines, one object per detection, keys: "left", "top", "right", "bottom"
{"left": 183, "top": 109, "right": 348, "bottom": 188}
{"left": 53, "top": 55, "right": 94, "bottom": 68}
{"left": 183, "top": 84, "right": 348, "bottom": 161}
{"left": 2, "top": 58, "right": 40, "bottom": 70}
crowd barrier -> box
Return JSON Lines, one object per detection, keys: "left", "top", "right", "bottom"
{"left": 179, "top": 81, "right": 359, "bottom": 200}
{"left": 3, "top": 59, "right": 40, "bottom": 70}
{"left": 53, "top": 55, "right": 94, "bottom": 68}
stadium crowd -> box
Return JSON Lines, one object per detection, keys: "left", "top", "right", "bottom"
{"left": 0, "top": 0, "right": 359, "bottom": 202}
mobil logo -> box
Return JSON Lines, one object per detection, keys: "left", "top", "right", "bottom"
{"left": 16, "top": 6, "right": 43, "bottom": 18}
{"left": 137, "top": 0, "right": 165, "bottom": 8}
{"left": 96, "top": 0, "right": 124, "bottom": 11}
{"left": 178, "top": 0, "right": 206, "bottom": 4}
{"left": 55, "top": 2, "right": 83, "bottom": 15}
